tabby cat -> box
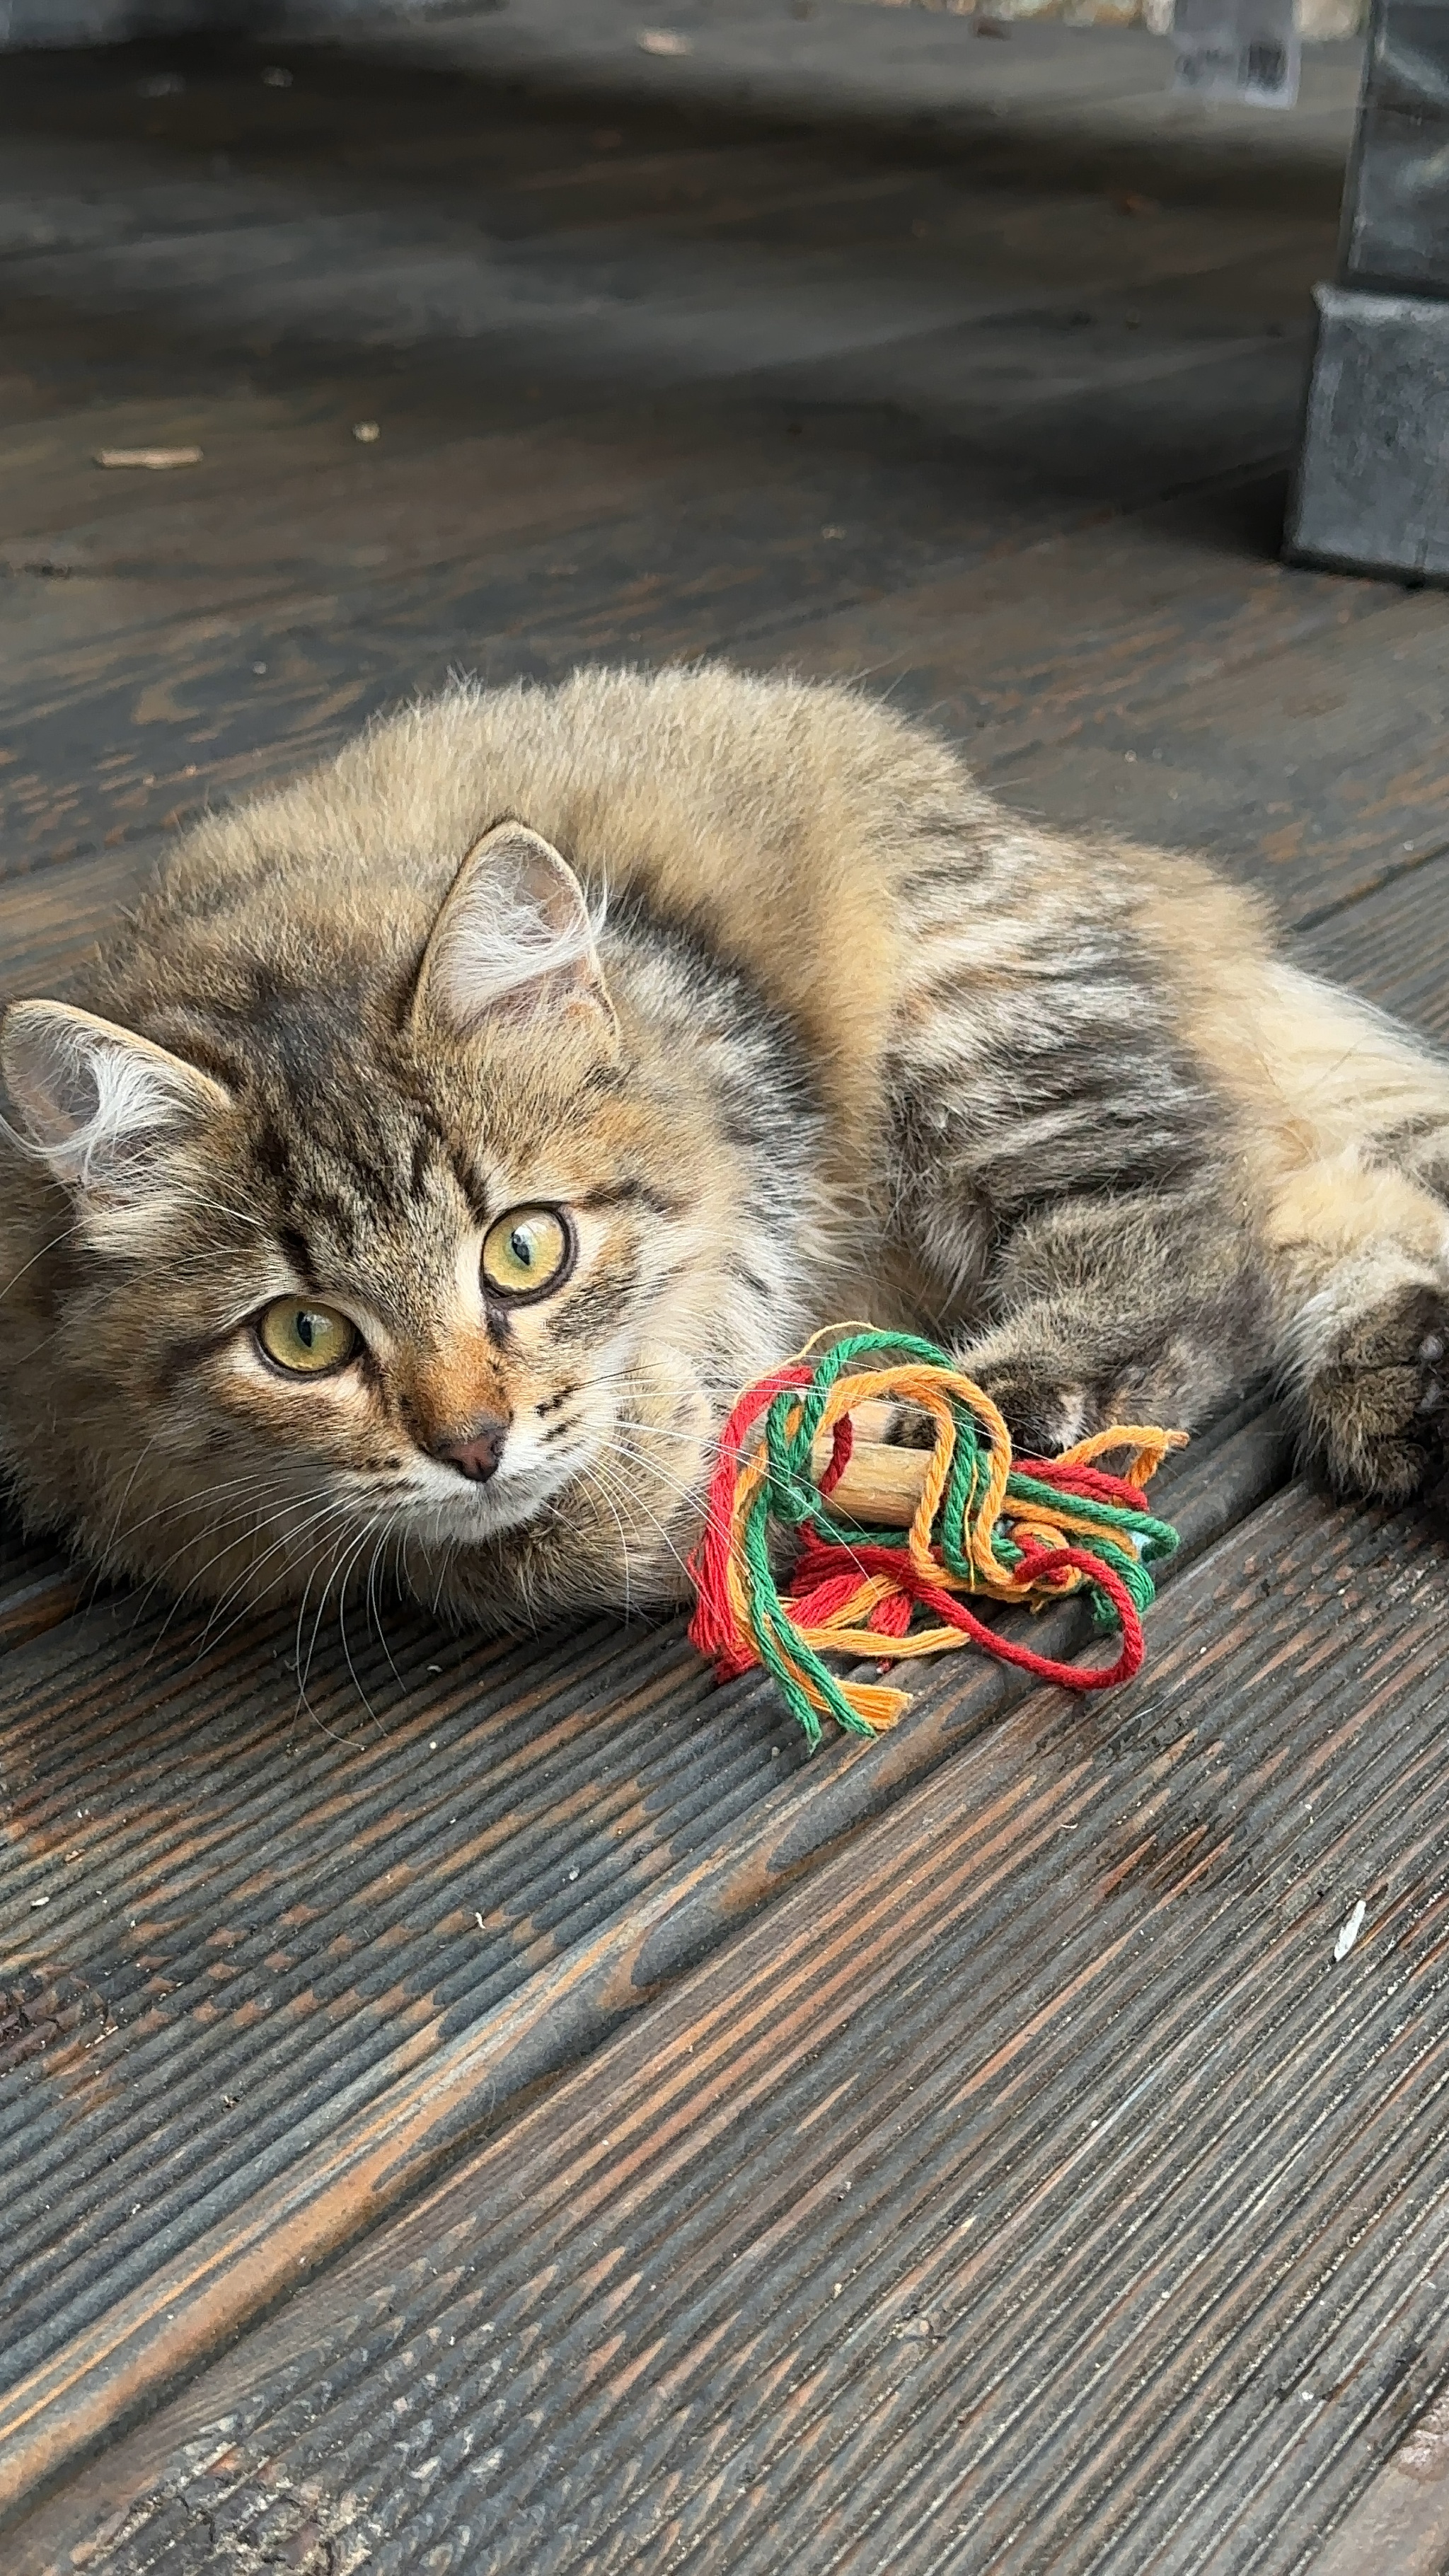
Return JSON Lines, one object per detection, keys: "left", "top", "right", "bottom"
{"left": 1, "top": 663, "right": 1445, "bottom": 1631}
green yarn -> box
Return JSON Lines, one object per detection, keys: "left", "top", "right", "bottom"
{"left": 728, "top": 1329, "right": 1179, "bottom": 1747}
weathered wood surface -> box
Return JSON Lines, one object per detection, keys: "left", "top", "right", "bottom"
{"left": 13, "top": 1481, "right": 1449, "bottom": 2575}
{"left": 288, "top": 1, "right": 1365, "bottom": 213}
{"left": 0, "top": 1409, "right": 1288, "bottom": 2525}
{"left": 0, "top": 37, "right": 1366, "bottom": 879}
{"left": 3, "top": 20, "right": 1448, "bottom": 2571}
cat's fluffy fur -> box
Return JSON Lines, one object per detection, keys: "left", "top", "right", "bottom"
{"left": 1, "top": 662, "right": 1447, "bottom": 1630}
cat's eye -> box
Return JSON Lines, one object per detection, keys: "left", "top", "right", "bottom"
{"left": 256, "top": 1296, "right": 359, "bottom": 1376}
{"left": 480, "top": 1205, "right": 573, "bottom": 1304}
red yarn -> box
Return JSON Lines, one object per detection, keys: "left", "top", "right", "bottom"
{"left": 1014, "top": 1456, "right": 1150, "bottom": 1510}
{"left": 785, "top": 1537, "right": 1145, "bottom": 1691}
{"left": 687, "top": 1361, "right": 812, "bottom": 1670}
{"left": 865, "top": 1587, "right": 915, "bottom": 1639}
{"left": 818, "top": 1414, "right": 854, "bottom": 1497}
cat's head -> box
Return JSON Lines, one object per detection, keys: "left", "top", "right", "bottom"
{"left": 0, "top": 821, "right": 735, "bottom": 1622}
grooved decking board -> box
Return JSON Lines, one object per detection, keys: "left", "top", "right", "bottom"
{"left": 983, "top": 589, "right": 1449, "bottom": 922}
{"left": 751, "top": 478, "right": 1400, "bottom": 775}
{"left": 0, "top": 1409, "right": 1286, "bottom": 2528}
{"left": 0, "top": 1520, "right": 82, "bottom": 1656}
{"left": 1298, "top": 852, "right": 1449, "bottom": 1033}
{"left": 12, "top": 1478, "right": 1449, "bottom": 2575}
{"left": 0, "top": 405, "right": 707, "bottom": 608}
{"left": 0, "top": 846, "right": 168, "bottom": 1000}
{"left": 0, "top": 34, "right": 1349, "bottom": 870}
{"left": 5, "top": 468, "right": 1365, "bottom": 879}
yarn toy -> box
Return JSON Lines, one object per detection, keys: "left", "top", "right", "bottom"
{"left": 687, "top": 1327, "right": 1185, "bottom": 1748}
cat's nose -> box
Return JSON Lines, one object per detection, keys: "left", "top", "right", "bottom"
{"left": 436, "top": 1414, "right": 509, "bottom": 1483}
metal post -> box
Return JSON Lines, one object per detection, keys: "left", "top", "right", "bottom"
{"left": 1286, "top": 0, "right": 1449, "bottom": 579}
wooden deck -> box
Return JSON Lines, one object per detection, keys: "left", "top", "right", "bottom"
{"left": 3, "top": 15, "right": 1449, "bottom": 2572}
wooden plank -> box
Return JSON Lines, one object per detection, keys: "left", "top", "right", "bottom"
{"left": 5, "top": 125, "right": 1317, "bottom": 402}
{"left": 0, "top": 1518, "right": 82, "bottom": 1656}
{"left": 6, "top": 456, "right": 1375, "bottom": 880}
{"left": 0, "top": 1571, "right": 83, "bottom": 1656}
{"left": 0, "top": 1409, "right": 1288, "bottom": 2527}
{"left": 1309, "top": 2396, "right": 1449, "bottom": 2576}
{"left": 9, "top": 1472, "right": 1447, "bottom": 2574}
{"left": 0, "top": 33, "right": 1343, "bottom": 870}
{"left": 13, "top": 499, "right": 1412, "bottom": 922}
{"left": 311, "top": 4, "right": 1361, "bottom": 218}
{"left": 0, "top": 846, "right": 164, "bottom": 998}
{"left": 1296, "top": 850, "right": 1449, "bottom": 1039}
{"left": 1, "top": 403, "right": 683, "bottom": 594}
{"left": 0, "top": 400, "right": 754, "bottom": 872}
{"left": 0, "top": 11, "right": 1361, "bottom": 221}
{"left": 0, "top": 129, "right": 924, "bottom": 267}
{"left": 749, "top": 475, "right": 1403, "bottom": 775}
{"left": 981, "top": 584, "right": 1449, "bottom": 923}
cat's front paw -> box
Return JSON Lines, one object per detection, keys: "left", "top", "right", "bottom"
{"left": 878, "top": 1399, "right": 937, "bottom": 1452}
{"left": 961, "top": 1360, "right": 1095, "bottom": 1460}
{"left": 875, "top": 1382, "right": 1084, "bottom": 1457}
{"left": 1302, "top": 1283, "right": 1448, "bottom": 1503}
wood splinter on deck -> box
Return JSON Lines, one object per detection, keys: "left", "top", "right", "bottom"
{"left": 93, "top": 446, "right": 203, "bottom": 470}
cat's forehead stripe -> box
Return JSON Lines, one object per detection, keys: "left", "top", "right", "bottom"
{"left": 575, "top": 1178, "right": 688, "bottom": 1220}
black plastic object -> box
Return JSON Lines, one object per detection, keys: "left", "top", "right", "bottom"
{"left": 1287, "top": 0, "right": 1449, "bottom": 578}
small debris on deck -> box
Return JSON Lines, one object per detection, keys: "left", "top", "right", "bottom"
{"left": 94, "top": 446, "right": 202, "bottom": 470}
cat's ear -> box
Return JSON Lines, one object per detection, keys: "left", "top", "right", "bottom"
{"left": 410, "top": 821, "right": 616, "bottom": 1047}
{"left": 1, "top": 1000, "right": 231, "bottom": 1199}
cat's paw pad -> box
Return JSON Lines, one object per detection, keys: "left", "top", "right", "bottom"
{"left": 1305, "top": 1283, "right": 1448, "bottom": 1503}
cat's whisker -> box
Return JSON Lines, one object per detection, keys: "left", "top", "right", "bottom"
{"left": 437, "top": 1536, "right": 467, "bottom": 1622}
{"left": 98, "top": 1433, "right": 166, "bottom": 1566}
{"left": 294, "top": 1504, "right": 384, "bottom": 1711}
{"left": 0, "top": 1213, "right": 86, "bottom": 1304}
{"left": 598, "top": 1433, "right": 730, "bottom": 1554}
{"left": 608, "top": 1415, "right": 711, "bottom": 1450}
{"left": 591, "top": 1437, "right": 704, "bottom": 1537}
{"left": 127, "top": 1474, "right": 347, "bottom": 1612}
{"left": 294, "top": 1532, "right": 349, "bottom": 1721}
{"left": 164, "top": 1192, "right": 266, "bottom": 1233}
{"left": 130, "top": 1486, "right": 304, "bottom": 1633}
{"left": 299, "top": 1494, "right": 419, "bottom": 1681}
{"left": 197, "top": 1496, "right": 397, "bottom": 1672}
{"left": 575, "top": 1462, "right": 635, "bottom": 1624}
{"left": 168, "top": 1491, "right": 362, "bottom": 1662}
{"left": 584, "top": 1456, "right": 697, "bottom": 1600}
{"left": 291, "top": 1582, "right": 386, "bottom": 1748}
{"left": 184, "top": 1503, "right": 354, "bottom": 1654}
{"left": 364, "top": 1526, "right": 408, "bottom": 1692}
{"left": 117, "top": 1465, "right": 323, "bottom": 1553}
{"left": 604, "top": 1428, "right": 875, "bottom": 1597}
{"left": 333, "top": 1523, "right": 392, "bottom": 1736}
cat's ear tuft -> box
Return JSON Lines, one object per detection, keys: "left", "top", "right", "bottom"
{"left": 411, "top": 821, "right": 616, "bottom": 1047}
{"left": 1, "top": 1000, "right": 231, "bottom": 1200}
